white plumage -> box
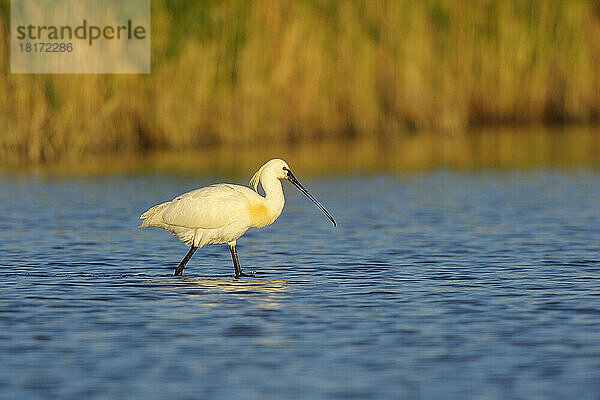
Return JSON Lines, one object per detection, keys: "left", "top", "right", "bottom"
{"left": 140, "top": 159, "right": 335, "bottom": 277}
{"left": 141, "top": 184, "right": 255, "bottom": 247}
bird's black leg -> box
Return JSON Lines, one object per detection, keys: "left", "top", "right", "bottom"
{"left": 229, "top": 243, "right": 254, "bottom": 278}
{"left": 229, "top": 243, "right": 243, "bottom": 278}
{"left": 174, "top": 246, "right": 197, "bottom": 276}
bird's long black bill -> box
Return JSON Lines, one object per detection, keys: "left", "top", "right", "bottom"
{"left": 285, "top": 169, "right": 336, "bottom": 227}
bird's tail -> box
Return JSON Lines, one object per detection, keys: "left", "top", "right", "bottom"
{"left": 139, "top": 201, "right": 170, "bottom": 229}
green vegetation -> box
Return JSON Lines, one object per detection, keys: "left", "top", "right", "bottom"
{"left": 1, "top": 0, "right": 600, "bottom": 165}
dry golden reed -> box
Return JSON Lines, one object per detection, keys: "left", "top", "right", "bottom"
{"left": 1, "top": 0, "right": 600, "bottom": 165}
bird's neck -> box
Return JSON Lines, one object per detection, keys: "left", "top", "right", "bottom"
{"left": 260, "top": 173, "right": 285, "bottom": 217}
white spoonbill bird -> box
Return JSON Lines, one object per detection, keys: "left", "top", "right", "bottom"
{"left": 140, "top": 159, "right": 336, "bottom": 277}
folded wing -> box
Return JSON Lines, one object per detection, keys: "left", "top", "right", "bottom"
{"left": 162, "top": 184, "right": 249, "bottom": 229}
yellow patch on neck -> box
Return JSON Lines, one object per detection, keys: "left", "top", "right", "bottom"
{"left": 249, "top": 202, "right": 274, "bottom": 228}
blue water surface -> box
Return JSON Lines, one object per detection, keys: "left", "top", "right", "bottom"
{"left": 1, "top": 170, "right": 599, "bottom": 399}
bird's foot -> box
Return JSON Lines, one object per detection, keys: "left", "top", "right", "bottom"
{"left": 235, "top": 270, "right": 256, "bottom": 278}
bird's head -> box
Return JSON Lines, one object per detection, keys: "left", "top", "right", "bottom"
{"left": 270, "top": 159, "right": 291, "bottom": 180}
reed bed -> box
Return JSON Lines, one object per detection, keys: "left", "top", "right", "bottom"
{"left": 1, "top": 0, "right": 600, "bottom": 165}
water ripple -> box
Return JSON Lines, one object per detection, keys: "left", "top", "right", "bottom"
{"left": 0, "top": 171, "right": 599, "bottom": 399}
